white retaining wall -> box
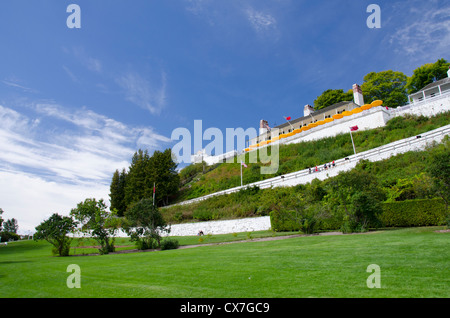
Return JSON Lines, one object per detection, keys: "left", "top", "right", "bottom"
{"left": 164, "top": 216, "right": 271, "bottom": 237}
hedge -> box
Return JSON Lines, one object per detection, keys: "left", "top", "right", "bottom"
{"left": 378, "top": 198, "right": 447, "bottom": 227}
{"left": 270, "top": 198, "right": 448, "bottom": 232}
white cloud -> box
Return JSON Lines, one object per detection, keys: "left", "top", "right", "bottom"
{"left": 116, "top": 71, "right": 167, "bottom": 115}
{"left": 245, "top": 7, "right": 278, "bottom": 36}
{"left": 388, "top": 3, "right": 450, "bottom": 61}
{"left": 0, "top": 102, "right": 171, "bottom": 234}
{"left": 0, "top": 170, "right": 109, "bottom": 235}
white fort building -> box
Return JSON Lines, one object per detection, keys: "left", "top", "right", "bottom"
{"left": 191, "top": 68, "right": 450, "bottom": 166}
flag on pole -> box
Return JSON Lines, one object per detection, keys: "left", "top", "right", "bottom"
{"left": 284, "top": 116, "right": 294, "bottom": 129}
{"left": 263, "top": 122, "right": 271, "bottom": 131}
{"left": 349, "top": 127, "right": 357, "bottom": 155}
{"left": 153, "top": 182, "right": 156, "bottom": 206}
{"left": 241, "top": 161, "right": 247, "bottom": 168}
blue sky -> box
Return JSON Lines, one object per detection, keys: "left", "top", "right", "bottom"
{"left": 1, "top": 0, "right": 449, "bottom": 234}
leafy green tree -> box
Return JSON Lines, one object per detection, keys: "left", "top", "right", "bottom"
{"left": 361, "top": 70, "right": 408, "bottom": 108}
{"left": 325, "top": 169, "right": 384, "bottom": 232}
{"left": 70, "top": 198, "right": 120, "bottom": 254}
{"left": 34, "top": 213, "right": 77, "bottom": 256}
{"left": 406, "top": 58, "right": 450, "bottom": 94}
{"left": 3, "top": 218, "right": 18, "bottom": 234}
{"left": 123, "top": 198, "right": 169, "bottom": 249}
{"left": 313, "top": 89, "right": 353, "bottom": 110}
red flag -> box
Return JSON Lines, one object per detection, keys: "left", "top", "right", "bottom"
{"left": 350, "top": 125, "right": 359, "bottom": 131}
{"left": 285, "top": 116, "right": 291, "bottom": 121}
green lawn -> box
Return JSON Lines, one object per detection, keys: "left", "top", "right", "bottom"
{"left": 0, "top": 227, "right": 448, "bottom": 298}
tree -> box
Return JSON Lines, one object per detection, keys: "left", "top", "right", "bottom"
{"left": 120, "top": 148, "right": 180, "bottom": 208}
{"left": 109, "top": 168, "right": 127, "bottom": 217}
{"left": 427, "top": 141, "right": 450, "bottom": 210}
{"left": 0, "top": 208, "right": 3, "bottom": 231}
{"left": 150, "top": 149, "right": 180, "bottom": 206}
{"left": 34, "top": 213, "right": 77, "bottom": 256}
{"left": 313, "top": 89, "right": 353, "bottom": 111}
{"left": 361, "top": 70, "right": 408, "bottom": 108}
{"left": 123, "top": 198, "right": 169, "bottom": 250}
{"left": 70, "top": 198, "right": 120, "bottom": 254}
{"left": 406, "top": 58, "right": 450, "bottom": 94}
{"left": 325, "top": 168, "right": 384, "bottom": 232}
{"left": 124, "top": 149, "right": 152, "bottom": 208}
{"left": 3, "top": 218, "right": 18, "bottom": 234}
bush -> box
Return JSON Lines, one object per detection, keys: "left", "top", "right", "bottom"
{"left": 160, "top": 238, "right": 179, "bottom": 250}
{"left": 379, "top": 198, "right": 447, "bottom": 227}
{"left": 0, "top": 231, "right": 20, "bottom": 242}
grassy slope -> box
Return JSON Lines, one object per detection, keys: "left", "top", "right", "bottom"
{"left": 176, "top": 112, "right": 450, "bottom": 202}
{"left": 1, "top": 227, "right": 448, "bottom": 298}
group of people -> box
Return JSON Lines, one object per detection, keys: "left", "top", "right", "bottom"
{"left": 308, "top": 160, "right": 335, "bottom": 174}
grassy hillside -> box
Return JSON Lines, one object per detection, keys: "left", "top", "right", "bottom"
{"left": 175, "top": 112, "right": 450, "bottom": 202}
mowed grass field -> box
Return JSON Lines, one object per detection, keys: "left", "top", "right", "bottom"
{"left": 0, "top": 227, "right": 448, "bottom": 298}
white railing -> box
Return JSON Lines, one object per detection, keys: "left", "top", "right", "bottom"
{"left": 169, "top": 124, "right": 450, "bottom": 207}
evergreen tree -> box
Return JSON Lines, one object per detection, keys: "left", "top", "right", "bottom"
{"left": 124, "top": 149, "right": 152, "bottom": 208}
{"left": 109, "top": 168, "right": 127, "bottom": 217}
{"left": 150, "top": 149, "right": 180, "bottom": 206}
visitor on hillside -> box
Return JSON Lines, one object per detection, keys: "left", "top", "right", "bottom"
{"left": 324, "top": 163, "right": 327, "bottom": 170}
{"left": 315, "top": 166, "right": 318, "bottom": 172}
{"left": 308, "top": 167, "right": 311, "bottom": 174}
{"left": 198, "top": 230, "right": 204, "bottom": 236}
{"left": 332, "top": 160, "right": 335, "bottom": 167}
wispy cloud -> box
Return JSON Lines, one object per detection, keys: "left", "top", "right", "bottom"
{"left": 0, "top": 102, "right": 171, "bottom": 185}
{"left": 2, "top": 79, "right": 38, "bottom": 94}
{"left": 62, "top": 65, "right": 79, "bottom": 83}
{"left": 244, "top": 7, "right": 278, "bottom": 37}
{"left": 62, "top": 46, "right": 103, "bottom": 73}
{"left": 0, "top": 101, "right": 172, "bottom": 233}
{"left": 115, "top": 71, "right": 167, "bottom": 115}
{"left": 388, "top": 2, "right": 450, "bottom": 61}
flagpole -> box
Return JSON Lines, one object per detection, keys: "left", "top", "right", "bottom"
{"left": 240, "top": 162, "right": 243, "bottom": 187}
{"left": 350, "top": 130, "right": 356, "bottom": 156}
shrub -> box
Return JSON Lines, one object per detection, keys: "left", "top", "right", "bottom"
{"left": 193, "top": 207, "right": 214, "bottom": 221}
{"left": 160, "top": 239, "right": 179, "bottom": 250}
{"left": 0, "top": 231, "right": 20, "bottom": 242}
{"left": 379, "top": 198, "right": 447, "bottom": 227}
